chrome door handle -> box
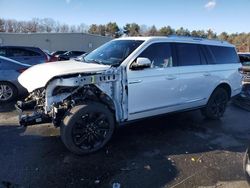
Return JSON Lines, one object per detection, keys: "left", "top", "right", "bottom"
{"left": 129, "top": 80, "right": 142, "bottom": 84}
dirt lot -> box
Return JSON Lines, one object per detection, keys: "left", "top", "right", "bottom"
{"left": 0, "top": 101, "right": 250, "bottom": 188}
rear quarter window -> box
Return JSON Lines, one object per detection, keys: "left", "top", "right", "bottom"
{"left": 206, "top": 45, "right": 239, "bottom": 64}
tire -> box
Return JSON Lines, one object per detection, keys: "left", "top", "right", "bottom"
{"left": 0, "top": 81, "right": 18, "bottom": 103}
{"left": 60, "top": 102, "right": 115, "bottom": 155}
{"left": 201, "top": 87, "right": 228, "bottom": 120}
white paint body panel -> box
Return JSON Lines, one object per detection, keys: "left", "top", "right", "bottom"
{"left": 18, "top": 60, "right": 110, "bottom": 92}
{"left": 17, "top": 37, "right": 242, "bottom": 123}
{"left": 127, "top": 63, "right": 242, "bottom": 120}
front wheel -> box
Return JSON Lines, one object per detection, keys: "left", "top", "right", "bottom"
{"left": 201, "top": 88, "right": 229, "bottom": 120}
{"left": 60, "top": 102, "right": 115, "bottom": 155}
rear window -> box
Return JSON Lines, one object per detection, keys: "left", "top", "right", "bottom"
{"left": 206, "top": 45, "right": 239, "bottom": 64}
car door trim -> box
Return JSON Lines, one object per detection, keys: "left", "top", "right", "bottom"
{"left": 129, "top": 97, "right": 206, "bottom": 115}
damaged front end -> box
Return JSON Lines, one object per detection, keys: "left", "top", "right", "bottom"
{"left": 16, "top": 67, "right": 127, "bottom": 127}
{"left": 16, "top": 88, "right": 51, "bottom": 126}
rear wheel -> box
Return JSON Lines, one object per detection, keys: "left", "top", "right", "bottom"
{"left": 0, "top": 82, "right": 18, "bottom": 103}
{"left": 201, "top": 88, "right": 228, "bottom": 120}
{"left": 60, "top": 102, "right": 115, "bottom": 155}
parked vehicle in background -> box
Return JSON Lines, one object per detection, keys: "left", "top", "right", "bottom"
{"left": 51, "top": 51, "right": 67, "bottom": 58}
{"left": 238, "top": 52, "right": 250, "bottom": 66}
{"left": 238, "top": 53, "right": 250, "bottom": 92}
{"left": 58, "top": 51, "right": 86, "bottom": 61}
{"left": 0, "top": 46, "right": 51, "bottom": 65}
{"left": 70, "top": 53, "right": 88, "bottom": 61}
{"left": 17, "top": 36, "right": 242, "bottom": 154}
{"left": 43, "top": 51, "right": 58, "bottom": 62}
{"left": 244, "top": 148, "right": 250, "bottom": 184}
{"left": 0, "top": 56, "right": 30, "bottom": 103}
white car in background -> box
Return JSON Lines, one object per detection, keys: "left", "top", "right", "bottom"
{"left": 16, "top": 36, "right": 242, "bottom": 154}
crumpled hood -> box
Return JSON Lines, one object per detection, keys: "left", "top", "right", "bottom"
{"left": 18, "top": 60, "right": 110, "bottom": 92}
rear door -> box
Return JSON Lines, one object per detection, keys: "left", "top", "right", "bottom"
{"left": 173, "top": 43, "right": 213, "bottom": 108}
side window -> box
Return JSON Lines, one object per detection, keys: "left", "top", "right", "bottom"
{"left": 26, "top": 50, "right": 41, "bottom": 56}
{"left": 138, "top": 43, "right": 173, "bottom": 68}
{"left": 0, "top": 48, "right": 7, "bottom": 57}
{"left": 175, "top": 43, "right": 202, "bottom": 66}
{"left": 239, "top": 55, "right": 250, "bottom": 64}
{"left": 9, "top": 48, "right": 40, "bottom": 57}
{"left": 206, "top": 45, "right": 239, "bottom": 64}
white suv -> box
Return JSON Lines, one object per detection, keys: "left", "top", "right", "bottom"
{"left": 17, "top": 36, "right": 242, "bottom": 154}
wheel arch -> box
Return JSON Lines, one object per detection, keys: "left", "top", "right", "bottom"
{"left": 212, "top": 82, "right": 232, "bottom": 99}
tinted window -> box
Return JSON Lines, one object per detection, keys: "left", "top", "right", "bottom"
{"left": 206, "top": 45, "right": 239, "bottom": 64}
{"left": 175, "top": 43, "right": 202, "bottom": 66}
{"left": 0, "top": 48, "right": 7, "bottom": 56}
{"left": 239, "top": 54, "right": 250, "bottom": 65}
{"left": 138, "top": 43, "right": 173, "bottom": 68}
{"left": 9, "top": 48, "right": 41, "bottom": 57}
{"left": 73, "top": 51, "right": 85, "bottom": 55}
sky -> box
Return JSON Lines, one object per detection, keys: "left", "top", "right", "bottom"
{"left": 0, "top": 0, "right": 250, "bottom": 34}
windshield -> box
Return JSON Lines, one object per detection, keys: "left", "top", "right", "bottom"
{"left": 83, "top": 40, "right": 144, "bottom": 66}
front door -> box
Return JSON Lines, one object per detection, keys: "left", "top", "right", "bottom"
{"left": 127, "top": 42, "right": 180, "bottom": 120}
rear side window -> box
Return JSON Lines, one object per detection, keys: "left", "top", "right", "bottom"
{"left": 138, "top": 43, "right": 174, "bottom": 68}
{"left": 206, "top": 45, "right": 239, "bottom": 64}
{"left": 9, "top": 48, "right": 41, "bottom": 57}
{"left": 175, "top": 43, "right": 202, "bottom": 66}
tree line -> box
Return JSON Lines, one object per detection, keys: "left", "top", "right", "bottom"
{"left": 0, "top": 18, "right": 249, "bottom": 51}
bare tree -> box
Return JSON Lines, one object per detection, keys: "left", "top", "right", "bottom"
{"left": 60, "top": 24, "right": 69, "bottom": 33}
{"left": 146, "top": 25, "right": 158, "bottom": 36}
{"left": 0, "top": 18, "right": 5, "bottom": 32}
{"left": 77, "top": 23, "right": 89, "bottom": 33}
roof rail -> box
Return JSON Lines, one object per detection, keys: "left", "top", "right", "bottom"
{"left": 167, "top": 35, "right": 228, "bottom": 44}
{"left": 168, "top": 35, "right": 205, "bottom": 40}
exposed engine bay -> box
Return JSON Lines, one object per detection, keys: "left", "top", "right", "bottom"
{"left": 16, "top": 67, "right": 128, "bottom": 127}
